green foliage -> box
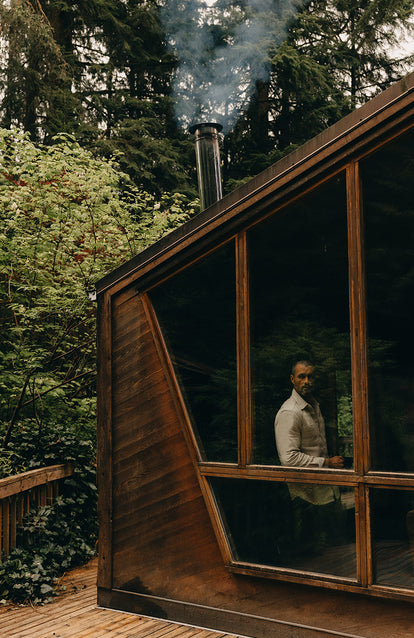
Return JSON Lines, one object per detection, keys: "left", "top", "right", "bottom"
{"left": 1, "top": 420, "right": 95, "bottom": 474}
{"left": 0, "top": 128, "right": 197, "bottom": 447}
{"left": 0, "top": 448, "right": 28, "bottom": 480}
{"left": 0, "top": 492, "right": 96, "bottom": 605}
{"left": 0, "top": 128, "right": 130, "bottom": 442}
{"left": 288, "top": 0, "right": 414, "bottom": 107}
{"left": 0, "top": 0, "right": 77, "bottom": 139}
{"left": 95, "top": 120, "right": 197, "bottom": 198}
{"left": 0, "top": 549, "right": 56, "bottom": 604}
{"left": 337, "top": 394, "right": 353, "bottom": 453}
{"left": 0, "top": 0, "right": 197, "bottom": 196}
{"left": 0, "top": 424, "right": 97, "bottom": 604}
{"left": 1, "top": 0, "right": 413, "bottom": 195}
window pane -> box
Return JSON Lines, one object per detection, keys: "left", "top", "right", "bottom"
{"left": 249, "top": 175, "right": 353, "bottom": 468}
{"left": 371, "top": 488, "right": 414, "bottom": 589}
{"left": 149, "top": 243, "right": 237, "bottom": 462}
{"left": 211, "top": 478, "right": 356, "bottom": 578}
{"left": 362, "top": 130, "right": 414, "bottom": 472}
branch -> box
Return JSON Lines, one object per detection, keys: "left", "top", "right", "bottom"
{"left": 2, "top": 375, "right": 31, "bottom": 448}
{"left": 20, "top": 369, "right": 96, "bottom": 408}
{"left": 27, "top": 0, "right": 50, "bottom": 27}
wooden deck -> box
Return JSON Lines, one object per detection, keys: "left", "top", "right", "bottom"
{"left": 0, "top": 558, "right": 244, "bottom": 638}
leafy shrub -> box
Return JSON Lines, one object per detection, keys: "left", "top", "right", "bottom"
{"left": 0, "top": 424, "right": 97, "bottom": 604}
{"left": 0, "top": 549, "right": 55, "bottom": 604}
{"left": 0, "top": 128, "right": 197, "bottom": 448}
{"left": 0, "top": 489, "right": 97, "bottom": 605}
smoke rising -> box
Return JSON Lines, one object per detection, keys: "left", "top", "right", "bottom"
{"left": 161, "top": 0, "right": 300, "bottom": 133}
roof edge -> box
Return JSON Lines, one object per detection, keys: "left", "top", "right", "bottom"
{"left": 96, "top": 71, "right": 414, "bottom": 295}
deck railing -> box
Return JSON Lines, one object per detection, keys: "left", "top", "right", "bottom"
{"left": 0, "top": 464, "right": 74, "bottom": 559}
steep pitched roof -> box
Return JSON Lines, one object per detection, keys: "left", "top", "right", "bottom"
{"left": 96, "top": 71, "right": 414, "bottom": 295}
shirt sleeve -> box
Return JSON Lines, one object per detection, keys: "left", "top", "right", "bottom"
{"left": 275, "top": 410, "right": 325, "bottom": 468}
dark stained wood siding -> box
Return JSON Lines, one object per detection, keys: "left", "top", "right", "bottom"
{"left": 110, "top": 289, "right": 228, "bottom": 594}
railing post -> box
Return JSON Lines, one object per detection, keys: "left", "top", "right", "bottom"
{"left": 2, "top": 500, "right": 10, "bottom": 556}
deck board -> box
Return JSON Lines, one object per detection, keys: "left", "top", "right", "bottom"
{"left": 0, "top": 558, "right": 244, "bottom": 638}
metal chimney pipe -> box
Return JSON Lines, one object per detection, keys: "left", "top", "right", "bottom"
{"left": 189, "top": 122, "right": 223, "bottom": 211}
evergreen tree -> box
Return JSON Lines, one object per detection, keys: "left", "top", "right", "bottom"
{"left": 285, "top": 0, "right": 414, "bottom": 110}
{"left": 0, "top": 0, "right": 196, "bottom": 196}
{"left": 70, "top": 0, "right": 196, "bottom": 196}
{"left": 223, "top": 0, "right": 414, "bottom": 186}
{"left": 0, "top": 0, "right": 74, "bottom": 140}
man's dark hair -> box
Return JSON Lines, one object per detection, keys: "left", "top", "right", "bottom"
{"left": 291, "top": 360, "right": 314, "bottom": 376}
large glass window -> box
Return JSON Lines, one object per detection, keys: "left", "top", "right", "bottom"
{"left": 371, "top": 488, "right": 414, "bottom": 589}
{"left": 147, "top": 124, "right": 414, "bottom": 596}
{"left": 211, "top": 477, "right": 356, "bottom": 578}
{"left": 149, "top": 242, "right": 237, "bottom": 463}
{"left": 362, "top": 131, "right": 414, "bottom": 473}
{"left": 249, "top": 175, "right": 353, "bottom": 467}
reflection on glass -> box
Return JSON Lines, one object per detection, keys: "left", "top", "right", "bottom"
{"left": 211, "top": 478, "right": 356, "bottom": 578}
{"left": 371, "top": 488, "right": 414, "bottom": 589}
{"left": 362, "top": 130, "right": 414, "bottom": 473}
{"left": 249, "top": 175, "right": 353, "bottom": 467}
{"left": 149, "top": 242, "right": 237, "bottom": 462}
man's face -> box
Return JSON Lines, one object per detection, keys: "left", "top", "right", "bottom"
{"left": 291, "top": 364, "right": 315, "bottom": 398}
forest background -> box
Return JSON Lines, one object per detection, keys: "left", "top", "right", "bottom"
{"left": 0, "top": 0, "right": 413, "bottom": 603}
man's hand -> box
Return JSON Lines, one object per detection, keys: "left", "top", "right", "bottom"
{"left": 324, "top": 456, "right": 344, "bottom": 468}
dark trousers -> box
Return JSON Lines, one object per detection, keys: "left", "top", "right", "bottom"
{"left": 291, "top": 496, "right": 345, "bottom": 557}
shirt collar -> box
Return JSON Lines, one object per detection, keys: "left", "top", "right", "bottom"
{"left": 292, "top": 388, "right": 314, "bottom": 411}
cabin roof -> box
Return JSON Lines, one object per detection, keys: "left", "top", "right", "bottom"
{"left": 96, "top": 71, "right": 414, "bottom": 295}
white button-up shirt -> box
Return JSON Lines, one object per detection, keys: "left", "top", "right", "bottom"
{"left": 275, "top": 389, "right": 327, "bottom": 468}
{"left": 275, "top": 389, "right": 336, "bottom": 505}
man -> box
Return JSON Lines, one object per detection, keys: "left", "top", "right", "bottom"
{"left": 275, "top": 360, "right": 344, "bottom": 475}
{"left": 274, "top": 361, "right": 346, "bottom": 559}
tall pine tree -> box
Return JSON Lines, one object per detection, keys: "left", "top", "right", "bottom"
{"left": 0, "top": 0, "right": 74, "bottom": 140}
{"left": 223, "top": 0, "right": 414, "bottom": 186}
{"left": 0, "top": 0, "right": 196, "bottom": 196}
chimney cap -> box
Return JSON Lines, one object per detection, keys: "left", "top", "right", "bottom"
{"left": 189, "top": 122, "right": 223, "bottom": 134}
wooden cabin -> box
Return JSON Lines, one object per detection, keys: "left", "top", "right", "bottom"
{"left": 96, "top": 72, "right": 414, "bottom": 638}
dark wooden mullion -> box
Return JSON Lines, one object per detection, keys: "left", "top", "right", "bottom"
{"left": 364, "top": 483, "right": 373, "bottom": 587}
{"left": 236, "top": 232, "right": 252, "bottom": 468}
{"left": 346, "top": 159, "right": 371, "bottom": 587}
{"left": 199, "top": 462, "right": 359, "bottom": 484}
{"left": 347, "top": 159, "right": 370, "bottom": 475}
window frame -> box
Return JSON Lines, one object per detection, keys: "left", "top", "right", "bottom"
{"left": 145, "top": 125, "right": 414, "bottom": 600}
